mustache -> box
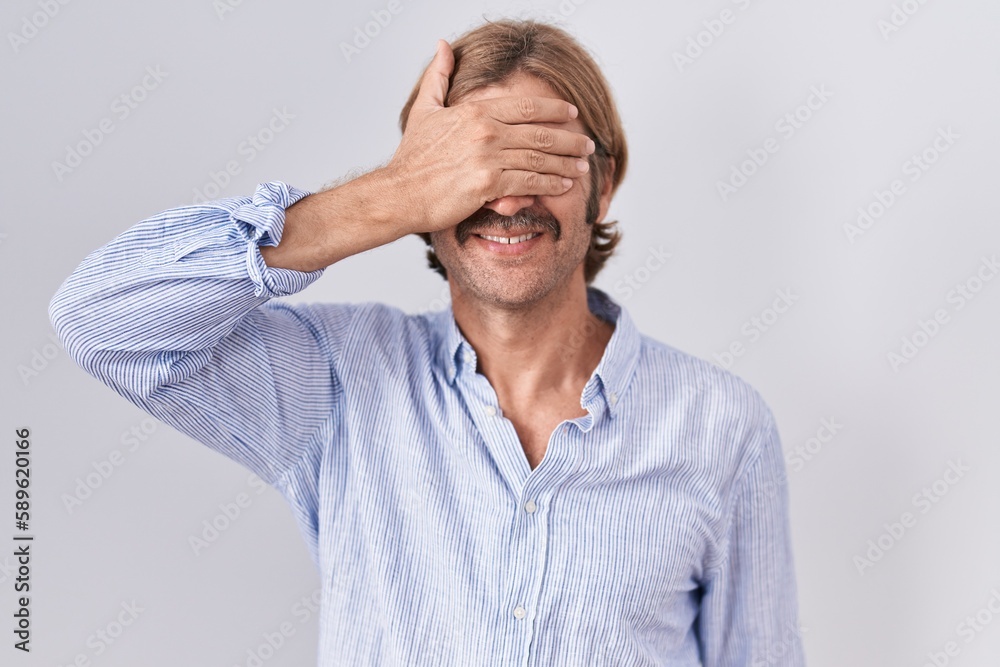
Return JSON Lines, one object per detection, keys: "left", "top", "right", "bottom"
{"left": 455, "top": 207, "right": 562, "bottom": 245}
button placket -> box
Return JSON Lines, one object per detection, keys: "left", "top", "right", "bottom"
{"left": 504, "top": 423, "right": 576, "bottom": 656}
{"left": 459, "top": 369, "right": 579, "bottom": 658}
{"left": 457, "top": 367, "right": 528, "bottom": 492}
{"left": 506, "top": 491, "right": 545, "bottom": 622}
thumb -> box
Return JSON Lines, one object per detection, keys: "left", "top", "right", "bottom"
{"left": 413, "top": 39, "right": 454, "bottom": 113}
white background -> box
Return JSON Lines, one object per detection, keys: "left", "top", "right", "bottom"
{"left": 3, "top": 0, "right": 999, "bottom": 665}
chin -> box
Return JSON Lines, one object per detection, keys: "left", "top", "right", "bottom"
{"left": 459, "top": 271, "right": 558, "bottom": 309}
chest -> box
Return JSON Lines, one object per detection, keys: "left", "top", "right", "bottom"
{"left": 322, "top": 427, "right": 715, "bottom": 662}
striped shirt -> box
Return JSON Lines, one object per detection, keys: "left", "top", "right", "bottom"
{"left": 49, "top": 181, "right": 806, "bottom": 666}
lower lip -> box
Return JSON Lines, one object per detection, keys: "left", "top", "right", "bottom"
{"left": 472, "top": 233, "right": 544, "bottom": 255}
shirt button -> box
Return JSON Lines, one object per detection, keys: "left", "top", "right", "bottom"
{"left": 609, "top": 392, "right": 618, "bottom": 405}
{"left": 484, "top": 405, "right": 497, "bottom": 417}
{"left": 524, "top": 500, "right": 537, "bottom": 514}
{"left": 463, "top": 351, "right": 473, "bottom": 364}
{"left": 513, "top": 606, "right": 526, "bottom": 619}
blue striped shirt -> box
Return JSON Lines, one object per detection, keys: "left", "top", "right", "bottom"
{"left": 49, "top": 181, "right": 806, "bottom": 666}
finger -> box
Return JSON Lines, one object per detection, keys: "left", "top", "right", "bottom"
{"left": 481, "top": 95, "right": 580, "bottom": 126}
{"left": 495, "top": 170, "right": 576, "bottom": 199}
{"left": 412, "top": 40, "right": 454, "bottom": 116}
{"left": 499, "top": 148, "right": 590, "bottom": 179}
{"left": 501, "top": 124, "right": 596, "bottom": 157}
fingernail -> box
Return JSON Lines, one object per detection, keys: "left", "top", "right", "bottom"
{"left": 569, "top": 104, "right": 579, "bottom": 119}
{"left": 586, "top": 138, "right": 596, "bottom": 154}
{"left": 576, "top": 160, "right": 589, "bottom": 172}
{"left": 562, "top": 178, "right": 574, "bottom": 189}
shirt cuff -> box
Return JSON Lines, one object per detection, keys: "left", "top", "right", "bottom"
{"left": 230, "top": 181, "right": 324, "bottom": 297}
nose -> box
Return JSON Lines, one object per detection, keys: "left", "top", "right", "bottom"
{"left": 482, "top": 195, "right": 536, "bottom": 217}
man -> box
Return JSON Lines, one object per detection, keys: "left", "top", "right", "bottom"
{"left": 50, "top": 19, "right": 806, "bottom": 666}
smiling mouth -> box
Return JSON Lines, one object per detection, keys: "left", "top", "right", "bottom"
{"left": 473, "top": 232, "right": 542, "bottom": 245}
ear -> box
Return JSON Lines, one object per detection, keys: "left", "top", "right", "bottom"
{"left": 595, "top": 156, "right": 616, "bottom": 224}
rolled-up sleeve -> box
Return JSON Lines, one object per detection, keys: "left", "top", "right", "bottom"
{"left": 48, "top": 181, "right": 351, "bottom": 487}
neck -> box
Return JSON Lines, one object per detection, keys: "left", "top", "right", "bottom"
{"left": 449, "top": 274, "right": 615, "bottom": 405}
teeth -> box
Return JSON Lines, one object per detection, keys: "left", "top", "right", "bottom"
{"left": 478, "top": 232, "right": 540, "bottom": 245}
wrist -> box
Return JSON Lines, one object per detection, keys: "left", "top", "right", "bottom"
{"left": 365, "top": 164, "right": 424, "bottom": 238}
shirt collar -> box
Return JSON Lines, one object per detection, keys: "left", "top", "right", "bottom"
{"left": 431, "top": 286, "right": 641, "bottom": 420}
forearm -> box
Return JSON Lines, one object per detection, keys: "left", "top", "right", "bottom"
{"left": 260, "top": 166, "right": 413, "bottom": 272}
